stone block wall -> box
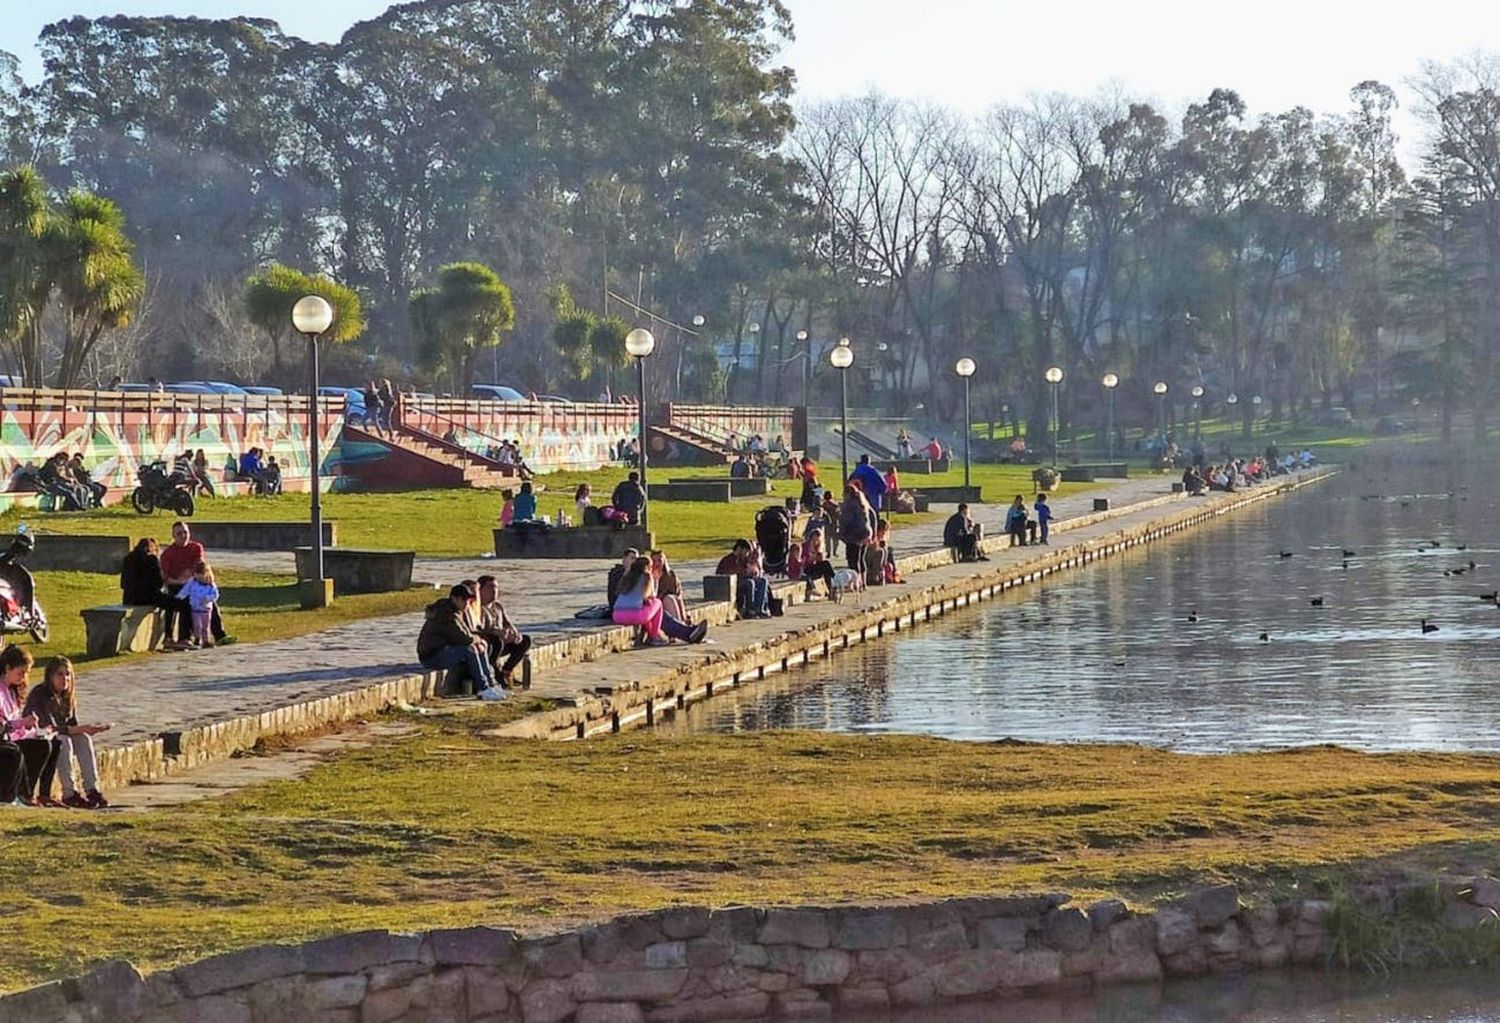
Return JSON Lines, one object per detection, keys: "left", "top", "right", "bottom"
{"left": 11, "top": 881, "right": 1500, "bottom": 1022}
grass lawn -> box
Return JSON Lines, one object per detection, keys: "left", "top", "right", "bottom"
{"left": 1, "top": 721, "right": 1498, "bottom": 989}
{"left": 19, "top": 568, "right": 436, "bottom": 670}
{"left": 0, "top": 463, "right": 1097, "bottom": 563}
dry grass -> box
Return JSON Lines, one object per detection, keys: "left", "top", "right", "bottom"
{"left": 0, "top": 721, "right": 1498, "bottom": 990}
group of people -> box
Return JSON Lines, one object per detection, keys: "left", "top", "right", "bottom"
{"left": 1180, "top": 445, "right": 1316, "bottom": 496}
{"left": 33, "top": 452, "right": 106, "bottom": 510}
{"left": 609, "top": 548, "right": 710, "bottom": 645}
{"left": 121, "top": 522, "right": 230, "bottom": 649}
{"left": 895, "top": 430, "right": 945, "bottom": 462}
{"left": 484, "top": 440, "right": 534, "bottom": 478}
{"left": 611, "top": 437, "right": 642, "bottom": 465}
{"left": 361, "top": 379, "right": 398, "bottom": 438}
{"left": 416, "top": 575, "right": 533, "bottom": 698}
{"left": 235, "top": 448, "right": 283, "bottom": 495}
{"left": 0, "top": 645, "right": 110, "bottom": 809}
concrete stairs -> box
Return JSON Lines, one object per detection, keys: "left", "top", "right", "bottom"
{"left": 650, "top": 423, "right": 733, "bottom": 465}
{"left": 343, "top": 422, "right": 519, "bottom": 489}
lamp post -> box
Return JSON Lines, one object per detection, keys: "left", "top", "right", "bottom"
{"left": 1153, "top": 381, "right": 1168, "bottom": 439}
{"left": 1101, "top": 373, "right": 1119, "bottom": 461}
{"left": 1044, "top": 366, "right": 1063, "bottom": 467}
{"left": 292, "top": 294, "right": 334, "bottom": 608}
{"left": 796, "top": 329, "right": 810, "bottom": 405}
{"left": 625, "top": 327, "right": 656, "bottom": 530}
{"left": 830, "top": 339, "right": 854, "bottom": 483}
{"left": 955, "top": 357, "right": 976, "bottom": 490}
{"left": 1191, "top": 384, "right": 1205, "bottom": 441}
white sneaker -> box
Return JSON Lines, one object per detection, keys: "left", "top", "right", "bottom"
{"left": 477, "top": 686, "right": 508, "bottom": 701}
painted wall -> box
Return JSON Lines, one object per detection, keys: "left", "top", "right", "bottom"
{"left": 668, "top": 403, "right": 798, "bottom": 449}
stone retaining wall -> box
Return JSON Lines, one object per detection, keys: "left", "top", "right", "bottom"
{"left": 11, "top": 879, "right": 1500, "bottom": 1022}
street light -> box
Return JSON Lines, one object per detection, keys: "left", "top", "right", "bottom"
{"left": 1191, "top": 384, "right": 1205, "bottom": 441}
{"left": 1153, "top": 381, "right": 1168, "bottom": 440}
{"left": 796, "top": 329, "right": 810, "bottom": 404}
{"left": 830, "top": 340, "right": 855, "bottom": 483}
{"left": 955, "top": 357, "right": 976, "bottom": 490}
{"left": 1044, "top": 366, "right": 1063, "bottom": 467}
{"left": 625, "top": 327, "right": 656, "bottom": 530}
{"left": 292, "top": 294, "right": 334, "bottom": 608}
{"left": 1101, "top": 373, "right": 1119, "bottom": 461}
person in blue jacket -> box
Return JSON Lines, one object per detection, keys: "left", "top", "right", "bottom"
{"left": 849, "top": 454, "right": 888, "bottom": 511}
{"left": 1034, "top": 493, "right": 1053, "bottom": 545}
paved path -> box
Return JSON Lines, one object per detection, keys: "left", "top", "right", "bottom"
{"left": 80, "top": 479, "right": 1171, "bottom": 750}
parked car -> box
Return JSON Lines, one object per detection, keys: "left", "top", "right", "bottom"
{"left": 116, "top": 383, "right": 160, "bottom": 393}
{"left": 242, "top": 385, "right": 284, "bottom": 396}
{"left": 1312, "top": 406, "right": 1355, "bottom": 427}
{"left": 172, "top": 380, "right": 249, "bottom": 396}
{"left": 0, "top": 375, "right": 22, "bottom": 389}
{"left": 318, "top": 386, "right": 368, "bottom": 425}
{"left": 471, "top": 383, "right": 526, "bottom": 402}
{"left": 162, "top": 382, "right": 218, "bottom": 395}
{"left": 538, "top": 394, "right": 574, "bottom": 404}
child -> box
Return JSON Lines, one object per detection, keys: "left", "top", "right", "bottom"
{"left": 786, "top": 541, "right": 805, "bottom": 581}
{"left": 499, "top": 489, "right": 515, "bottom": 527}
{"left": 24, "top": 656, "right": 110, "bottom": 809}
{"left": 178, "top": 561, "right": 220, "bottom": 648}
{"left": 1034, "top": 493, "right": 1053, "bottom": 545}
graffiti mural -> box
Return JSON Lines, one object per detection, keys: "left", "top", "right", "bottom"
{"left": 399, "top": 399, "right": 640, "bottom": 472}
{"left": 668, "top": 404, "right": 797, "bottom": 448}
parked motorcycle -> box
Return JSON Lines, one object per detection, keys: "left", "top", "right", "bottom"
{"left": 0, "top": 531, "right": 48, "bottom": 643}
{"left": 131, "top": 460, "right": 196, "bottom": 516}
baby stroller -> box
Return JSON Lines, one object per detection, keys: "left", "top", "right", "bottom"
{"left": 0, "top": 531, "right": 48, "bottom": 642}
{"left": 755, "top": 504, "right": 793, "bottom": 576}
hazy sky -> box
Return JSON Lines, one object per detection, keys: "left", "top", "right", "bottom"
{"left": 7, "top": 0, "right": 1498, "bottom": 160}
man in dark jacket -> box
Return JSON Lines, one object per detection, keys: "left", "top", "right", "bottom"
{"left": 943, "top": 503, "right": 987, "bottom": 562}
{"left": 611, "top": 472, "right": 646, "bottom": 524}
{"left": 417, "top": 583, "right": 502, "bottom": 699}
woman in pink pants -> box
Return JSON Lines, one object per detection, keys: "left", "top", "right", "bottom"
{"left": 612, "top": 556, "right": 708, "bottom": 646}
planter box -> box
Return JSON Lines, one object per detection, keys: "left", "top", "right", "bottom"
{"left": 493, "top": 525, "right": 655, "bottom": 560}
{"left": 669, "top": 476, "right": 773, "bottom": 499}
{"left": 293, "top": 547, "right": 414, "bottom": 594}
{"left": 189, "top": 521, "right": 338, "bottom": 551}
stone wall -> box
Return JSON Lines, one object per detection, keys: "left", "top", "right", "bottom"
{"left": 11, "top": 880, "right": 1500, "bottom": 1022}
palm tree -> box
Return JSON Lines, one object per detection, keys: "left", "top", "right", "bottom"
{"left": 0, "top": 167, "right": 54, "bottom": 384}
{"left": 49, "top": 191, "right": 145, "bottom": 388}
{"left": 409, "top": 262, "right": 515, "bottom": 392}
{"left": 245, "top": 263, "right": 365, "bottom": 380}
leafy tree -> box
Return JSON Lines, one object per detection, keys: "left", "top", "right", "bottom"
{"left": 245, "top": 263, "right": 365, "bottom": 376}
{"left": 409, "top": 262, "right": 515, "bottom": 392}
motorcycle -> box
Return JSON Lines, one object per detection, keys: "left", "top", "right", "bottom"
{"left": 131, "top": 460, "right": 196, "bottom": 516}
{"left": 0, "top": 532, "right": 48, "bottom": 643}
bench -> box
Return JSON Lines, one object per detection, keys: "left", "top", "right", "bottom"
{"left": 670, "top": 476, "right": 773, "bottom": 499}
{"left": 293, "top": 547, "right": 414, "bottom": 594}
{"left": 12, "top": 533, "right": 129, "bottom": 573}
{"left": 910, "top": 485, "right": 982, "bottom": 504}
{"left": 190, "top": 521, "right": 338, "bottom": 551}
{"left": 650, "top": 480, "right": 735, "bottom": 502}
{"left": 888, "top": 458, "right": 950, "bottom": 475}
{"left": 1063, "top": 462, "right": 1130, "bottom": 482}
{"left": 81, "top": 604, "right": 165, "bottom": 658}
{"left": 494, "top": 525, "right": 654, "bottom": 560}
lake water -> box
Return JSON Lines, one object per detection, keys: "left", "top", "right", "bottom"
{"left": 841, "top": 967, "right": 1500, "bottom": 1021}
{"left": 664, "top": 446, "right": 1500, "bottom": 753}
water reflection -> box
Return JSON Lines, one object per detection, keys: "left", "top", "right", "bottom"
{"left": 839, "top": 968, "right": 1500, "bottom": 1021}
{"left": 665, "top": 449, "right": 1500, "bottom": 752}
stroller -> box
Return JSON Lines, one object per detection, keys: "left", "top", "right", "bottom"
{"left": 754, "top": 504, "right": 793, "bottom": 577}
{"left": 0, "top": 532, "right": 48, "bottom": 643}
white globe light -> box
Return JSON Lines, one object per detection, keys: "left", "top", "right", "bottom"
{"left": 1044, "top": 366, "right": 1063, "bottom": 384}
{"left": 291, "top": 295, "right": 334, "bottom": 336}
{"left": 838, "top": 337, "right": 851, "bottom": 347}
{"left": 624, "top": 328, "right": 656, "bottom": 358}
{"left": 1253, "top": 394, "right": 1263, "bottom": 405}
{"left": 691, "top": 314, "right": 705, "bottom": 328}
{"left": 1191, "top": 385, "right": 1205, "bottom": 398}
{"left": 796, "top": 330, "right": 809, "bottom": 341}
{"left": 955, "top": 357, "right": 976, "bottom": 378}
{"left": 1101, "top": 373, "right": 1119, "bottom": 389}
{"left": 748, "top": 322, "right": 760, "bottom": 334}
{"left": 1153, "top": 381, "right": 1168, "bottom": 395}
{"left": 1226, "top": 393, "right": 1239, "bottom": 405}
{"left": 829, "top": 345, "right": 854, "bottom": 369}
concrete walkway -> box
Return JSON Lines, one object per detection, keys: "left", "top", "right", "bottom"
{"left": 80, "top": 477, "right": 1174, "bottom": 752}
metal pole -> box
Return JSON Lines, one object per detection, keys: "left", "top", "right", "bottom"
{"left": 1050, "top": 382, "right": 1059, "bottom": 468}
{"left": 839, "top": 368, "right": 849, "bottom": 485}
{"left": 962, "top": 375, "right": 972, "bottom": 490}
{"left": 637, "top": 355, "right": 649, "bottom": 531}
{"left": 308, "top": 332, "right": 324, "bottom": 586}
{"left": 1106, "top": 389, "right": 1115, "bottom": 462}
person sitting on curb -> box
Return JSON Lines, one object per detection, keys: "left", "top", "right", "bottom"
{"left": 1005, "top": 495, "right": 1030, "bottom": 547}
{"left": 717, "top": 539, "right": 770, "bottom": 618}
{"left": 612, "top": 556, "right": 708, "bottom": 646}
{"left": 417, "top": 583, "right": 504, "bottom": 701}
{"left": 944, "top": 503, "right": 988, "bottom": 562}
{"left": 611, "top": 472, "right": 646, "bottom": 525}
{"left": 68, "top": 454, "right": 106, "bottom": 508}
{"left": 607, "top": 548, "right": 640, "bottom": 610}
{"left": 25, "top": 656, "right": 109, "bottom": 809}
{"left": 800, "top": 530, "right": 837, "bottom": 600}
{"left": 475, "top": 574, "right": 531, "bottom": 689}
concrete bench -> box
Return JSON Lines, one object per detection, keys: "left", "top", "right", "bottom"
{"left": 293, "top": 547, "right": 414, "bottom": 594}
{"left": 702, "top": 575, "right": 738, "bottom": 602}
{"left": 494, "top": 525, "right": 654, "bottom": 560}
{"left": 1065, "top": 462, "right": 1130, "bottom": 480}
{"left": 81, "top": 604, "right": 165, "bottom": 658}
{"left": 13, "top": 533, "right": 129, "bottom": 573}
{"left": 888, "top": 458, "right": 949, "bottom": 474}
{"left": 190, "top": 521, "right": 338, "bottom": 551}
{"left": 650, "top": 481, "right": 735, "bottom": 502}
{"left": 911, "top": 485, "right": 982, "bottom": 504}
{"left": 1060, "top": 466, "right": 1098, "bottom": 483}
{"left": 670, "top": 476, "right": 773, "bottom": 499}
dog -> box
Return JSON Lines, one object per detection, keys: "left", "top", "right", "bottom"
{"left": 829, "top": 567, "right": 865, "bottom": 603}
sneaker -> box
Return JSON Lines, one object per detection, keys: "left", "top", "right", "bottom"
{"left": 476, "top": 686, "right": 508, "bottom": 702}
{"left": 38, "top": 796, "right": 64, "bottom": 808}
{"left": 62, "top": 793, "right": 90, "bottom": 809}
{"left": 217, "top": 636, "right": 238, "bottom": 646}
{"left": 18, "top": 795, "right": 39, "bottom": 807}
{"left": 646, "top": 636, "right": 670, "bottom": 647}
{"left": 86, "top": 791, "right": 109, "bottom": 809}
{"left": 688, "top": 621, "right": 709, "bottom": 644}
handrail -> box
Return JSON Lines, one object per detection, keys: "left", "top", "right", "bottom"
{"left": 396, "top": 405, "right": 512, "bottom": 468}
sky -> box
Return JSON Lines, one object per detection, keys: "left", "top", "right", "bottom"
{"left": 7, "top": 0, "right": 1499, "bottom": 164}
